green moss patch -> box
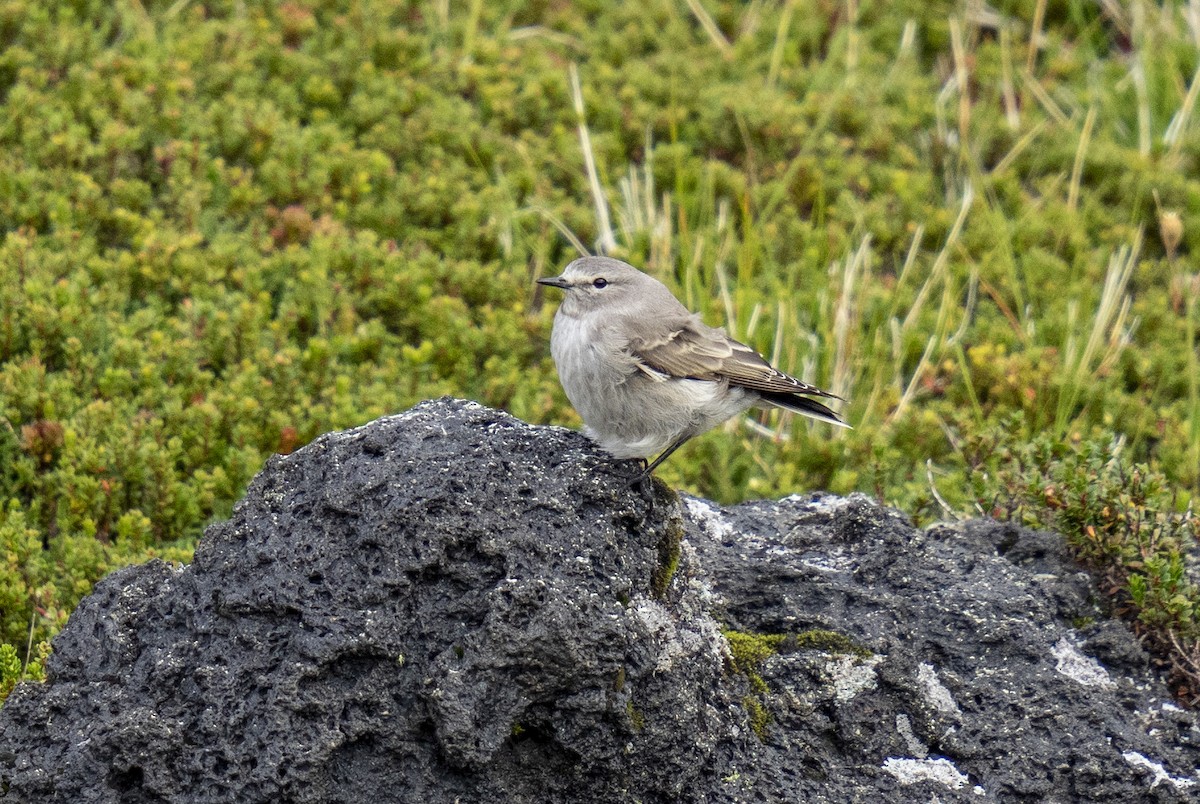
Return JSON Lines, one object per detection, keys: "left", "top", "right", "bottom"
{"left": 651, "top": 509, "right": 684, "bottom": 600}
{"left": 722, "top": 628, "right": 871, "bottom": 740}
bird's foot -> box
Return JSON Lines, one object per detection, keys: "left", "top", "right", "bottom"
{"left": 624, "top": 459, "right": 655, "bottom": 506}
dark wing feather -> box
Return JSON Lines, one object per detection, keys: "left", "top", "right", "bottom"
{"left": 756, "top": 391, "right": 846, "bottom": 427}
{"left": 625, "top": 315, "right": 843, "bottom": 401}
{"left": 624, "top": 315, "right": 730, "bottom": 379}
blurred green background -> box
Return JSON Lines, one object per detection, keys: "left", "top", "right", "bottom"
{"left": 3, "top": 0, "right": 1200, "bottom": 699}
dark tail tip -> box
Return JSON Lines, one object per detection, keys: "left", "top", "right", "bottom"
{"left": 759, "top": 391, "right": 850, "bottom": 428}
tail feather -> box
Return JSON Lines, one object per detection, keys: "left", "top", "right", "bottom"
{"left": 758, "top": 391, "right": 851, "bottom": 429}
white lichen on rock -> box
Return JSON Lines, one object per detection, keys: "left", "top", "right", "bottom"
{"left": 881, "top": 757, "right": 971, "bottom": 790}
{"left": 917, "top": 663, "right": 962, "bottom": 718}
{"left": 1051, "top": 637, "right": 1116, "bottom": 690}
{"left": 826, "top": 653, "right": 883, "bottom": 703}
{"left": 1122, "top": 751, "right": 1197, "bottom": 790}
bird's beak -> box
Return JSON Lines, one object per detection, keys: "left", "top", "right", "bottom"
{"left": 536, "top": 275, "right": 570, "bottom": 290}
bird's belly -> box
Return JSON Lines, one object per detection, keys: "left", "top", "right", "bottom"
{"left": 551, "top": 317, "right": 753, "bottom": 458}
{"left": 587, "top": 378, "right": 752, "bottom": 459}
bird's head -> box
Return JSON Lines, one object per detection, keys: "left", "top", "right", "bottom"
{"left": 537, "top": 256, "right": 663, "bottom": 317}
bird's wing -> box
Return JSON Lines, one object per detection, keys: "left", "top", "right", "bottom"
{"left": 622, "top": 314, "right": 842, "bottom": 401}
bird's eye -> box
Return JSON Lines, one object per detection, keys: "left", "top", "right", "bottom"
{"left": 593, "top": 278, "right": 608, "bottom": 288}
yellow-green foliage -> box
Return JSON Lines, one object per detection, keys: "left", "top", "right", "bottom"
{"left": 3, "top": 1, "right": 1200, "bottom": 705}
{"left": 725, "top": 629, "right": 868, "bottom": 674}
{"left": 791, "top": 628, "right": 872, "bottom": 659}
{"left": 742, "top": 695, "right": 770, "bottom": 742}
{"left": 0, "top": 640, "right": 47, "bottom": 701}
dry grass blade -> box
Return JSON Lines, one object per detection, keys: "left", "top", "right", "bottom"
{"left": 1026, "top": 0, "right": 1047, "bottom": 72}
{"left": 614, "top": 132, "right": 671, "bottom": 263}
{"left": 831, "top": 236, "right": 871, "bottom": 403}
{"left": 1165, "top": 63, "right": 1200, "bottom": 164}
{"left": 949, "top": 17, "right": 971, "bottom": 146}
{"left": 892, "top": 185, "right": 974, "bottom": 421}
{"left": 1056, "top": 231, "right": 1143, "bottom": 433}
{"left": 949, "top": 266, "right": 978, "bottom": 345}
{"left": 990, "top": 120, "right": 1047, "bottom": 175}
{"left": 460, "top": 0, "right": 484, "bottom": 65}
{"left": 527, "top": 205, "right": 590, "bottom": 256}
{"left": 894, "top": 330, "right": 939, "bottom": 421}
{"left": 767, "top": 0, "right": 797, "bottom": 88}
{"left": 903, "top": 182, "right": 974, "bottom": 332}
{"left": 769, "top": 300, "right": 784, "bottom": 366}
{"left": 714, "top": 254, "right": 736, "bottom": 332}
{"left": 1128, "top": 1, "right": 1151, "bottom": 157}
{"left": 1188, "top": 0, "right": 1200, "bottom": 48}
{"left": 569, "top": 63, "right": 617, "bottom": 255}
{"left": 683, "top": 0, "right": 732, "bottom": 56}
{"left": 1084, "top": 233, "right": 1142, "bottom": 376}
{"left": 1000, "top": 25, "right": 1020, "bottom": 130}
{"left": 894, "top": 224, "right": 925, "bottom": 296}
{"left": 1067, "top": 105, "right": 1097, "bottom": 214}
{"left": 742, "top": 414, "right": 789, "bottom": 441}
{"left": 926, "top": 459, "right": 957, "bottom": 519}
{"left": 1021, "top": 69, "right": 1069, "bottom": 125}
{"left": 1096, "top": 0, "right": 1130, "bottom": 39}
{"left": 1131, "top": 60, "right": 1150, "bottom": 157}
{"left": 846, "top": 0, "right": 859, "bottom": 74}
{"left": 508, "top": 26, "right": 584, "bottom": 50}
{"left": 896, "top": 19, "right": 916, "bottom": 63}
{"left": 738, "top": 0, "right": 765, "bottom": 38}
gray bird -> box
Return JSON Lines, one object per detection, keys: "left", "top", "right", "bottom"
{"left": 537, "top": 256, "right": 847, "bottom": 477}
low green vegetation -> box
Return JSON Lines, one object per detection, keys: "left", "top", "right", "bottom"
{"left": 724, "top": 630, "right": 785, "bottom": 697}
{"left": 2, "top": 1, "right": 1200, "bottom": 704}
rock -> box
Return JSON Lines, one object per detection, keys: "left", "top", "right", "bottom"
{"left": 1, "top": 398, "right": 1197, "bottom": 803}
{"left": 686, "top": 497, "right": 1200, "bottom": 802}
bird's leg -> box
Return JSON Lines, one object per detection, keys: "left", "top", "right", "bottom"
{"left": 622, "top": 457, "right": 654, "bottom": 506}
{"left": 634, "top": 475, "right": 654, "bottom": 507}
{"left": 628, "top": 438, "right": 688, "bottom": 488}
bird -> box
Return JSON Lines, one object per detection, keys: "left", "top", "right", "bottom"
{"left": 537, "top": 256, "right": 847, "bottom": 478}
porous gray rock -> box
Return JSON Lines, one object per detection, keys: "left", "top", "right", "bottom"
{"left": 686, "top": 495, "right": 1200, "bottom": 802}
{"left": 0, "top": 398, "right": 1197, "bottom": 803}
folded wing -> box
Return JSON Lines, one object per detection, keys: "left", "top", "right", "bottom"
{"left": 621, "top": 314, "right": 848, "bottom": 427}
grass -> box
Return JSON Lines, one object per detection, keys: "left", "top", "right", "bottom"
{"left": 2, "top": 1, "right": 1200, "bottom": 703}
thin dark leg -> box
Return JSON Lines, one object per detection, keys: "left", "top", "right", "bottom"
{"left": 629, "top": 437, "right": 689, "bottom": 486}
